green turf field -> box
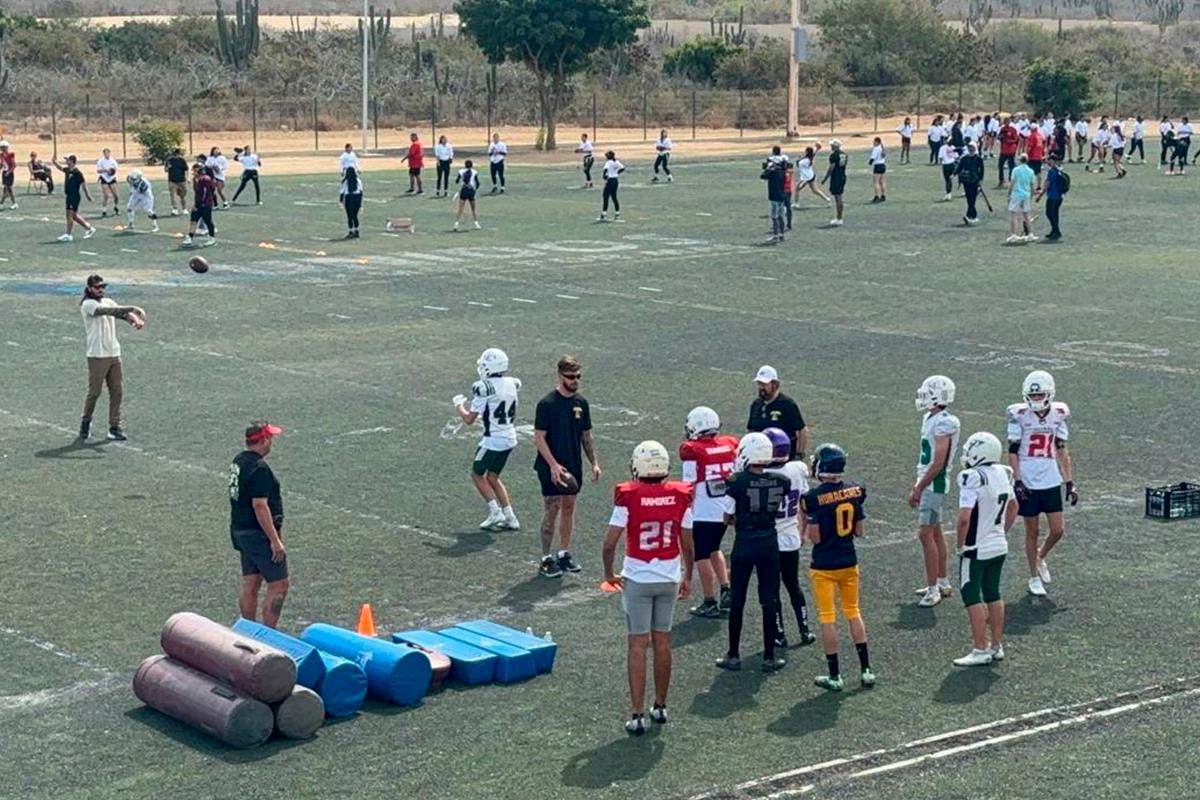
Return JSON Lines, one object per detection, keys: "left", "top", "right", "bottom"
{"left": 2, "top": 152, "right": 1199, "bottom": 800}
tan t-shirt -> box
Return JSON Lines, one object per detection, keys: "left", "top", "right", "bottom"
{"left": 80, "top": 297, "right": 121, "bottom": 358}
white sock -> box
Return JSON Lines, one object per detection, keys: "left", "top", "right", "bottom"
{"left": 937, "top": 577, "right": 951, "bottom": 588}
{"left": 487, "top": 500, "right": 500, "bottom": 514}
{"left": 503, "top": 505, "right": 515, "bottom": 518}
{"left": 558, "top": 549, "right": 569, "bottom": 559}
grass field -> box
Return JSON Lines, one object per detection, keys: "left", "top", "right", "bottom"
{"left": 2, "top": 151, "right": 1199, "bottom": 800}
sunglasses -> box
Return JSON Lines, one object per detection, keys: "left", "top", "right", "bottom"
{"left": 560, "top": 373, "right": 582, "bottom": 380}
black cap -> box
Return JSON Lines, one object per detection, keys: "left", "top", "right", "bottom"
{"left": 86, "top": 274, "right": 107, "bottom": 288}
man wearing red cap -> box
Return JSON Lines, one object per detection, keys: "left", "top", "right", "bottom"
{"left": 229, "top": 421, "right": 288, "bottom": 627}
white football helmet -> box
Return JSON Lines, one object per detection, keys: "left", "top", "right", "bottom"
{"left": 127, "top": 169, "right": 144, "bottom": 183}
{"left": 630, "top": 440, "right": 670, "bottom": 479}
{"left": 736, "top": 432, "right": 774, "bottom": 469}
{"left": 1022, "top": 370, "right": 1055, "bottom": 411}
{"left": 915, "top": 375, "right": 956, "bottom": 411}
{"left": 961, "top": 431, "right": 1003, "bottom": 468}
{"left": 685, "top": 406, "right": 721, "bottom": 440}
{"left": 476, "top": 347, "right": 509, "bottom": 379}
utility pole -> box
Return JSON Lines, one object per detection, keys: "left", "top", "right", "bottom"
{"left": 787, "top": 0, "right": 800, "bottom": 138}
{"left": 361, "top": 0, "right": 369, "bottom": 151}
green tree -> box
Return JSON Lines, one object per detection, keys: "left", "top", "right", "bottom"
{"left": 1023, "top": 58, "right": 1097, "bottom": 117}
{"left": 454, "top": 0, "right": 649, "bottom": 149}
{"left": 130, "top": 119, "right": 185, "bottom": 164}
{"left": 815, "top": 0, "right": 968, "bottom": 86}
{"left": 713, "top": 37, "right": 789, "bottom": 90}
{"left": 662, "top": 36, "right": 742, "bottom": 84}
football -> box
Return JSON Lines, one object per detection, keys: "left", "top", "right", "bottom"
{"left": 557, "top": 471, "right": 579, "bottom": 493}
{"left": 188, "top": 256, "right": 210, "bottom": 274}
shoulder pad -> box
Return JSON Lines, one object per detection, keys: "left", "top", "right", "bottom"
{"left": 669, "top": 481, "right": 695, "bottom": 501}
{"left": 471, "top": 380, "right": 488, "bottom": 397}
{"left": 614, "top": 481, "right": 637, "bottom": 503}
{"left": 790, "top": 460, "right": 810, "bottom": 478}
{"left": 511, "top": 377, "right": 522, "bottom": 391}
{"left": 936, "top": 413, "right": 961, "bottom": 434}
{"left": 959, "top": 469, "right": 983, "bottom": 490}
{"left": 1006, "top": 403, "right": 1025, "bottom": 419}
{"left": 997, "top": 464, "right": 1015, "bottom": 482}
{"left": 678, "top": 440, "right": 694, "bottom": 459}
{"left": 1052, "top": 401, "right": 1070, "bottom": 417}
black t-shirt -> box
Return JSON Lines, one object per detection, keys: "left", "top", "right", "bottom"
{"left": 533, "top": 390, "right": 592, "bottom": 478}
{"left": 761, "top": 164, "right": 786, "bottom": 201}
{"left": 747, "top": 392, "right": 806, "bottom": 458}
{"left": 64, "top": 167, "right": 85, "bottom": 197}
{"left": 802, "top": 480, "right": 867, "bottom": 570}
{"left": 828, "top": 151, "right": 848, "bottom": 183}
{"left": 229, "top": 450, "right": 283, "bottom": 533}
{"left": 166, "top": 156, "right": 189, "bottom": 183}
{"left": 719, "top": 470, "right": 790, "bottom": 546}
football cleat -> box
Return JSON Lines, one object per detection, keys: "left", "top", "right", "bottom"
{"left": 798, "top": 627, "right": 817, "bottom": 646}
{"left": 650, "top": 704, "right": 667, "bottom": 724}
{"left": 557, "top": 551, "right": 582, "bottom": 573}
{"left": 690, "top": 599, "right": 720, "bottom": 618}
{"left": 630, "top": 441, "right": 670, "bottom": 480}
{"left": 501, "top": 512, "right": 520, "bottom": 531}
{"left": 990, "top": 644, "right": 1006, "bottom": 661}
{"left": 539, "top": 556, "right": 563, "bottom": 578}
{"left": 814, "top": 674, "right": 845, "bottom": 692}
{"left": 718, "top": 587, "right": 733, "bottom": 614}
{"left": 915, "top": 375, "right": 956, "bottom": 411}
{"left": 715, "top": 656, "right": 741, "bottom": 671}
{"left": 938, "top": 581, "right": 953, "bottom": 598}
{"left": 962, "top": 431, "right": 1003, "bottom": 468}
{"left": 107, "top": 427, "right": 127, "bottom": 441}
{"left": 762, "top": 656, "right": 787, "bottom": 673}
{"left": 860, "top": 668, "right": 876, "bottom": 688}
{"left": 624, "top": 714, "right": 646, "bottom": 736}
{"left": 83, "top": 227, "right": 96, "bottom": 239}
{"left": 918, "top": 587, "right": 941, "bottom": 607}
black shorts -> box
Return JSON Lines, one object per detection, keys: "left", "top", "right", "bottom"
{"left": 66, "top": 195, "right": 81, "bottom": 212}
{"left": 829, "top": 179, "right": 846, "bottom": 196}
{"left": 1029, "top": 160, "right": 1043, "bottom": 174}
{"left": 1, "top": 173, "right": 13, "bottom": 187}
{"left": 535, "top": 462, "right": 581, "bottom": 497}
{"left": 233, "top": 529, "right": 289, "bottom": 582}
{"left": 693, "top": 520, "right": 728, "bottom": 560}
{"left": 409, "top": 167, "right": 422, "bottom": 177}
{"left": 872, "top": 164, "right": 886, "bottom": 175}
{"left": 1019, "top": 485, "right": 1064, "bottom": 518}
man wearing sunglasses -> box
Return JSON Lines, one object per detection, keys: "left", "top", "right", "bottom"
{"left": 533, "top": 355, "right": 601, "bottom": 577}
{"left": 78, "top": 274, "right": 144, "bottom": 441}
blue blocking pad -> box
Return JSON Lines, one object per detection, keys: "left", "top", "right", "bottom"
{"left": 314, "top": 650, "right": 368, "bottom": 718}
{"left": 231, "top": 618, "right": 326, "bottom": 690}
{"left": 453, "top": 620, "right": 557, "bottom": 674}
{"left": 300, "top": 624, "right": 431, "bottom": 706}
{"left": 392, "top": 631, "right": 496, "bottom": 686}
{"left": 436, "top": 628, "right": 536, "bottom": 683}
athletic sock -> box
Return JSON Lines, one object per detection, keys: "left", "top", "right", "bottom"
{"left": 937, "top": 577, "right": 951, "bottom": 588}
{"left": 487, "top": 500, "right": 500, "bottom": 514}
{"left": 856, "top": 642, "right": 870, "bottom": 671}
{"left": 826, "top": 653, "right": 840, "bottom": 679}
{"left": 502, "top": 505, "right": 515, "bottom": 517}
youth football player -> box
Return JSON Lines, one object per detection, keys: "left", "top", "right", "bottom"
{"left": 453, "top": 347, "right": 521, "bottom": 531}
{"left": 1008, "top": 370, "right": 1076, "bottom": 596}
{"left": 909, "top": 375, "right": 960, "bottom": 607}
{"left": 679, "top": 407, "right": 738, "bottom": 618}
{"left": 124, "top": 170, "right": 159, "bottom": 232}
{"left": 763, "top": 427, "right": 815, "bottom": 648}
{"left": 601, "top": 440, "right": 694, "bottom": 735}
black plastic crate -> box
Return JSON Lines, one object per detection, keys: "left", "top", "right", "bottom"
{"left": 1145, "top": 482, "right": 1200, "bottom": 520}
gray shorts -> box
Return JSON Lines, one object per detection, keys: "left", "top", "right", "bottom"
{"left": 621, "top": 580, "right": 678, "bottom": 635}
{"left": 918, "top": 490, "right": 946, "bottom": 526}
{"left": 1008, "top": 196, "right": 1031, "bottom": 213}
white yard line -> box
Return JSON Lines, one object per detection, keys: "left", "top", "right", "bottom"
{"left": 0, "top": 625, "right": 119, "bottom": 678}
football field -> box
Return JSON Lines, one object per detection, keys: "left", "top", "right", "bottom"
{"left": 1, "top": 152, "right": 1199, "bottom": 800}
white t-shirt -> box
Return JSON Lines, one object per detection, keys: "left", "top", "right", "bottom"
{"left": 1132, "top": 120, "right": 1145, "bottom": 139}
{"left": 1075, "top": 121, "right": 1089, "bottom": 137}
{"left": 957, "top": 463, "right": 1014, "bottom": 560}
{"left": 798, "top": 156, "right": 815, "bottom": 182}
{"left": 928, "top": 124, "right": 944, "bottom": 143}
{"left": 339, "top": 151, "right": 360, "bottom": 171}
{"left": 1007, "top": 402, "right": 1070, "bottom": 489}
{"left": 656, "top": 137, "right": 673, "bottom": 153}
{"left": 577, "top": 139, "right": 594, "bottom": 157}
{"left": 96, "top": 157, "right": 118, "bottom": 184}
{"left": 987, "top": 118, "right": 1000, "bottom": 134}
{"left": 1159, "top": 120, "right": 1173, "bottom": 137}
{"left": 1109, "top": 129, "right": 1125, "bottom": 149}
{"left": 80, "top": 297, "right": 121, "bottom": 358}
{"left": 602, "top": 159, "right": 624, "bottom": 180}
{"left": 468, "top": 376, "right": 521, "bottom": 451}
{"left": 1178, "top": 123, "right": 1193, "bottom": 139}
{"left": 938, "top": 143, "right": 958, "bottom": 165}
{"left": 1092, "top": 128, "right": 1110, "bottom": 146}
{"left": 488, "top": 142, "right": 507, "bottom": 163}
{"left": 767, "top": 461, "right": 809, "bottom": 552}
{"left": 898, "top": 124, "right": 913, "bottom": 138}
{"left": 237, "top": 152, "right": 261, "bottom": 170}
{"left": 870, "top": 144, "right": 886, "bottom": 165}
{"left": 435, "top": 143, "right": 454, "bottom": 161}
{"left": 609, "top": 504, "right": 694, "bottom": 583}
{"left": 208, "top": 155, "right": 228, "bottom": 181}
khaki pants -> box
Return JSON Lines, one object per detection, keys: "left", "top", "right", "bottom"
{"left": 83, "top": 356, "right": 122, "bottom": 428}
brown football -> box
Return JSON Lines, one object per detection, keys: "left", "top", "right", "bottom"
{"left": 558, "top": 472, "right": 580, "bottom": 493}
{"left": 188, "top": 256, "right": 210, "bottom": 274}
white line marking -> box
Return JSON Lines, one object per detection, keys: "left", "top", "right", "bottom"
{"left": 0, "top": 625, "right": 118, "bottom": 677}
{"left": 555, "top": 294, "right": 580, "bottom": 300}
{"left": 467, "top": 301, "right": 494, "bottom": 307}
{"left": 334, "top": 426, "right": 395, "bottom": 437}
{"left": 751, "top": 276, "right": 779, "bottom": 281}
{"left": 326, "top": 313, "right": 352, "bottom": 319}
{"left": 422, "top": 305, "right": 449, "bottom": 311}
{"left": 0, "top": 257, "right": 8, "bottom": 262}
{"left": 119, "top": 248, "right": 139, "bottom": 253}
{"left": 0, "top": 678, "right": 123, "bottom": 713}
{"left": 638, "top": 286, "right": 663, "bottom": 292}
{"left": 78, "top": 250, "right": 99, "bottom": 256}
{"left": 511, "top": 297, "right": 537, "bottom": 304}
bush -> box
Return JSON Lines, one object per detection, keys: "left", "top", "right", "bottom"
{"left": 1024, "top": 59, "right": 1098, "bottom": 117}
{"left": 815, "top": 0, "right": 971, "bottom": 85}
{"left": 714, "top": 37, "right": 789, "bottom": 90}
{"left": 663, "top": 36, "right": 743, "bottom": 84}
{"left": 130, "top": 118, "right": 184, "bottom": 164}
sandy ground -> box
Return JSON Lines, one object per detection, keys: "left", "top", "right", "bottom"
{"left": 1, "top": 116, "right": 946, "bottom": 176}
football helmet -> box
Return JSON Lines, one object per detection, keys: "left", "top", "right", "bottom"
{"left": 127, "top": 170, "right": 144, "bottom": 184}
{"left": 736, "top": 432, "right": 774, "bottom": 469}
{"left": 685, "top": 406, "right": 721, "bottom": 440}
{"left": 812, "top": 443, "right": 847, "bottom": 477}
{"left": 915, "top": 374, "right": 956, "bottom": 410}
{"left": 961, "top": 431, "right": 1002, "bottom": 468}
{"left": 476, "top": 347, "right": 509, "bottom": 379}
{"left": 1022, "top": 370, "right": 1055, "bottom": 411}
{"left": 630, "top": 440, "right": 670, "bottom": 479}
{"left": 763, "top": 427, "right": 791, "bottom": 465}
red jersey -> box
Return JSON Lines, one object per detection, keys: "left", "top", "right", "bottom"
{"left": 0, "top": 152, "right": 15, "bottom": 175}
{"left": 193, "top": 174, "right": 216, "bottom": 208}
{"left": 611, "top": 479, "right": 693, "bottom": 581}
{"left": 1027, "top": 129, "right": 1045, "bottom": 161}
{"left": 679, "top": 434, "right": 739, "bottom": 522}
{"left": 999, "top": 125, "right": 1019, "bottom": 156}
{"left": 406, "top": 141, "right": 424, "bottom": 169}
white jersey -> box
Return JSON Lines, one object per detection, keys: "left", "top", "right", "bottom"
{"left": 798, "top": 156, "right": 815, "bottom": 182}
{"left": 577, "top": 139, "right": 594, "bottom": 158}
{"left": 917, "top": 409, "right": 960, "bottom": 493}
{"left": 237, "top": 152, "right": 261, "bottom": 170}
{"left": 339, "top": 151, "right": 360, "bottom": 171}
{"left": 767, "top": 461, "right": 809, "bottom": 552}
{"left": 869, "top": 144, "right": 885, "bottom": 165}
{"left": 209, "top": 155, "right": 228, "bottom": 181}
{"left": 96, "top": 157, "right": 119, "bottom": 184}
{"left": 488, "top": 142, "right": 508, "bottom": 163}
{"left": 469, "top": 375, "right": 521, "bottom": 451}
{"left": 435, "top": 143, "right": 454, "bottom": 161}
{"left": 656, "top": 137, "right": 673, "bottom": 153}
{"left": 958, "top": 463, "right": 1014, "bottom": 560}
{"left": 1006, "top": 402, "right": 1070, "bottom": 490}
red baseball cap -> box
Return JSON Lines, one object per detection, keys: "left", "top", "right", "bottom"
{"left": 245, "top": 421, "right": 284, "bottom": 443}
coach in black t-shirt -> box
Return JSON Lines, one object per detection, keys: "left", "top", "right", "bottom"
{"left": 533, "top": 355, "right": 600, "bottom": 579}
{"left": 164, "top": 148, "right": 189, "bottom": 215}
{"left": 229, "top": 421, "right": 288, "bottom": 628}
{"left": 747, "top": 365, "right": 808, "bottom": 460}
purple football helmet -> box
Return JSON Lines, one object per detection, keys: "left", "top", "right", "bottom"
{"left": 763, "top": 427, "right": 791, "bottom": 465}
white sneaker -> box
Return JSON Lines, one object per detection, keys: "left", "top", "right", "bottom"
{"left": 1023, "top": 234, "right": 1040, "bottom": 242}
{"left": 151, "top": 222, "right": 159, "bottom": 232}
{"left": 182, "top": 236, "right": 193, "bottom": 246}
{"left": 1028, "top": 576, "right": 1047, "bottom": 596}
{"left": 10, "top": 203, "right": 17, "bottom": 210}
{"left": 501, "top": 513, "right": 520, "bottom": 531}
{"left": 82, "top": 227, "right": 95, "bottom": 239}
{"left": 918, "top": 587, "right": 941, "bottom": 607}
{"left": 57, "top": 233, "right": 73, "bottom": 242}
{"left": 171, "top": 208, "right": 180, "bottom": 216}
{"left": 829, "top": 218, "right": 844, "bottom": 227}
{"left": 1037, "top": 558, "right": 1051, "bottom": 584}
{"left": 473, "top": 221, "right": 481, "bottom": 229}
{"left": 938, "top": 581, "right": 953, "bottom": 598}
{"left": 990, "top": 644, "right": 1005, "bottom": 661}
{"left": 667, "top": 175, "right": 673, "bottom": 183}
{"left": 479, "top": 511, "right": 505, "bottom": 530}
{"left": 202, "top": 237, "right": 216, "bottom": 247}
{"left": 1006, "top": 234, "right": 1022, "bottom": 244}
{"left": 597, "top": 214, "right": 606, "bottom": 222}
{"left": 953, "top": 648, "right": 994, "bottom": 667}
{"left": 943, "top": 193, "right": 952, "bottom": 201}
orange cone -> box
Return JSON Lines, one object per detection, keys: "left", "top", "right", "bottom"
{"left": 356, "top": 603, "right": 378, "bottom": 636}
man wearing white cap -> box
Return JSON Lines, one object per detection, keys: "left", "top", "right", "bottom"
{"left": 747, "top": 366, "right": 808, "bottom": 461}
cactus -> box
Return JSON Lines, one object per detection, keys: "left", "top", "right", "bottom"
{"left": 0, "top": 17, "right": 10, "bottom": 92}
{"left": 287, "top": 15, "right": 317, "bottom": 41}
{"left": 215, "top": 0, "right": 260, "bottom": 71}
{"left": 486, "top": 62, "right": 498, "bottom": 99}
{"left": 413, "top": 39, "right": 422, "bottom": 76}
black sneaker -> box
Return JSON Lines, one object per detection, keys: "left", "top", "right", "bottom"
{"left": 718, "top": 586, "right": 732, "bottom": 613}
{"left": 539, "top": 556, "right": 562, "bottom": 578}
{"left": 798, "top": 626, "right": 817, "bottom": 646}
{"left": 78, "top": 417, "right": 91, "bottom": 440}
{"left": 762, "top": 656, "right": 787, "bottom": 673}
{"left": 775, "top": 635, "right": 789, "bottom": 650}
{"left": 715, "top": 656, "right": 741, "bottom": 671}
{"left": 650, "top": 704, "right": 667, "bottom": 725}
{"left": 689, "top": 599, "right": 720, "bottom": 618}
{"left": 624, "top": 714, "right": 646, "bottom": 736}
{"left": 557, "top": 551, "right": 582, "bottom": 573}
{"left": 107, "top": 427, "right": 127, "bottom": 441}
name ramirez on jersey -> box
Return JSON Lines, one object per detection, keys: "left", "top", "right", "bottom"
{"left": 470, "top": 376, "right": 521, "bottom": 451}
{"left": 1006, "top": 402, "right": 1070, "bottom": 489}
{"left": 610, "top": 480, "right": 694, "bottom": 582}
{"left": 958, "top": 463, "right": 1014, "bottom": 560}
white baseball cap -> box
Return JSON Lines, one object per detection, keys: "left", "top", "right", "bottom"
{"left": 755, "top": 365, "right": 779, "bottom": 383}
